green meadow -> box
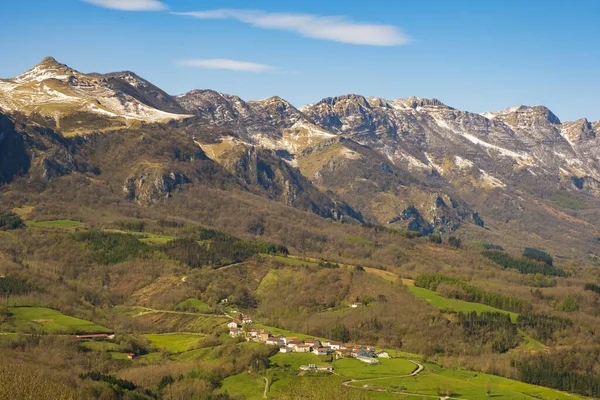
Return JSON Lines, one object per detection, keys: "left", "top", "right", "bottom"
{"left": 348, "top": 362, "right": 589, "bottom": 400}
{"left": 219, "top": 372, "right": 265, "bottom": 400}
{"left": 143, "top": 333, "right": 204, "bottom": 353}
{"left": 406, "top": 285, "right": 519, "bottom": 322}
{"left": 270, "top": 352, "right": 330, "bottom": 370}
{"left": 26, "top": 219, "right": 82, "bottom": 228}
{"left": 5, "top": 307, "right": 109, "bottom": 334}
{"left": 333, "top": 357, "right": 417, "bottom": 379}
{"left": 174, "top": 298, "right": 213, "bottom": 313}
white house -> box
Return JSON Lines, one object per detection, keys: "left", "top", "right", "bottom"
{"left": 351, "top": 302, "right": 361, "bottom": 308}
{"left": 227, "top": 321, "right": 240, "bottom": 329}
{"left": 326, "top": 341, "right": 343, "bottom": 350}
{"left": 295, "top": 344, "right": 312, "bottom": 353}
{"left": 229, "top": 329, "right": 242, "bottom": 338}
{"left": 304, "top": 338, "right": 321, "bottom": 347}
{"left": 375, "top": 350, "right": 390, "bottom": 358}
{"left": 357, "top": 355, "right": 379, "bottom": 364}
{"left": 266, "top": 338, "right": 285, "bottom": 346}
{"left": 279, "top": 347, "right": 292, "bottom": 353}
{"left": 299, "top": 364, "right": 334, "bottom": 372}
{"left": 313, "top": 347, "right": 329, "bottom": 355}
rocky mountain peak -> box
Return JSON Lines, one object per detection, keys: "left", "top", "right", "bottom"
{"left": 316, "top": 94, "right": 371, "bottom": 108}
{"left": 485, "top": 105, "right": 561, "bottom": 125}
{"left": 13, "top": 56, "right": 80, "bottom": 83}
{"left": 390, "top": 96, "right": 450, "bottom": 110}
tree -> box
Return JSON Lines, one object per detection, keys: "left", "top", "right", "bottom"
{"left": 559, "top": 295, "right": 579, "bottom": 312}
{"left": 331, "top": 324, "right": 350, "bottom": 342}
{"left": 429, "top": 234, "right": 442, "bottom": 244}
{"left": 0, "top": 211, "right": 24, "bottom": 231}
{"left": 448, "top": 236, "right": 461, "bottom": 248}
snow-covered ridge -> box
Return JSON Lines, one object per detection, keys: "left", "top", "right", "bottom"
{"left": 0, "top": 57, "right": 192, "bottom": 126}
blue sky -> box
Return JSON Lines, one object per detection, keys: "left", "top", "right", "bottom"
{"left": 1, "top": 0, "right": 599, "bottom": 121}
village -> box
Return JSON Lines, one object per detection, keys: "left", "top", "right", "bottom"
{"left": 228, "top": 315, "right": 390, "bottom": 371}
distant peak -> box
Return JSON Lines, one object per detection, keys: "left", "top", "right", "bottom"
{"left": 12, "top": 56, "right": 79, "bottom": 83}
{"left": 391, "top": 96, "right": 450, "bottom": 110}
{"left": 316, "top": 94, "right": 370, "bottom": 107}
{"left": 491, "top": 105, "right": 561, "bottom": 125}
{"left": 35, "top": 56, "right": 68, "bottom": 69}
{"left": 40, "top": 56, "right": 58, "bottom": 64}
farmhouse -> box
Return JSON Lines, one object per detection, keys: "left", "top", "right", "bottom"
{"left": 351, "top": 302, "right": 362, "bottom": 308}
{"left": 266, "top": 337, "right": 285, "bottom": 346}
{"left": 227, "top": 321, "right": 240, "bottom": 329}
{"left": 299, "top": 364, "right": 334, "bottom": 372}
{"left": 75, "top": 333, "right": 115, "bottom": 340}
{"left": 279, "top": 346, "right": 292, "bottom": 353}
{"left": 126, "top": 353, "right": 135, "bottom": 360}
{"left": 304, "top": 338, "right": 321, "bottom": 347}
{"left": 357, "top": 355, "right": 379, "bottom": 364}
{"left": 286, "top": 339, "right": 303, "bottom": 348}
{"left": 375, "top": 350, "right": 390, "bottom": 358}
{"left": 325, "top": 340, "right": 344, "bottom": 350}
{"left": 229, "top": 328, "right": 243, "bottom": 337}
{"left": 259, "top": 331, "right": 271, "bottom": 342}
{"left": 282, "top": 336, "right": 299, "bottom": 345}
{"left": 295, "top": 344, "right": 313, "bottom": 353}
{"left": 313, "top": 347, "right": 329, "bottom": 355}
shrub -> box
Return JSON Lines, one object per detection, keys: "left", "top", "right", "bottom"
{"left": 482, "top": 250, "right": 567, "bottom": 277}
{"left": 73, "top": 230, "right": 152, "bottom": 264}
{"left": 523, "top": 248, "right": 553, "bottom": 266}
{"left": 0, "top": 211, "right": 24, "bottom": 230}
{"left": 116, "top": 220, "right": 146, "bottom": 232}
{"left": 448, "top": 236, "right": 461, "bottom": 248}
{"left": 559, "top": 296, "right": 579, "bottom": 313}
{"left": 429, "top": 234, "right": 442, "bottom": 244}
{"left": 415, "top": 273, "right": 531, "bottom": 313}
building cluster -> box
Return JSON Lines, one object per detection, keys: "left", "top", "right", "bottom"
{"left": 228, "top": 323, "right": 390, "bottom": 364}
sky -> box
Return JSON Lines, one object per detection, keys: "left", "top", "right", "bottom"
{"left": 1, "top": 0, "right": 599, "bottom": 121}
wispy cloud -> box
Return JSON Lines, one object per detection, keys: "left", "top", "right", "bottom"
{"left": 82, "top": 0, "right": 168, "bottom": 11}
{"left": 179, "top": 59, "right": 277, "bottom": 73}
{"left": 173, "top": 9, "right": 409, "bottom": 46}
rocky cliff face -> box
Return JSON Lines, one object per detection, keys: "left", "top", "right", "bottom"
{"left": 3, "top": 57, "right": 600, "bottom": 243}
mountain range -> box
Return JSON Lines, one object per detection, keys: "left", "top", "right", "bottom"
{"left": 2, "top": 57, "right": 600, "bottom": 259}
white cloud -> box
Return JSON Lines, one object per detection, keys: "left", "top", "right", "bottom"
{"left": 179, "top": 59, "right": 276, "bottom": 73}
{"left": 82, "top": 0, "right": 168, "bottom": 11}
{"left": 173, "top": 9, "right": 409, "bottom": 46}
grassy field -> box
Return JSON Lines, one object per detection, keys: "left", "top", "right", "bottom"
{"left": 270, "top": 352, "right": 331, "bottom": 370}
{"left": 405, "top": 284, "right": 545, "bottom": 350}
{"left": 264, "top": 254, "right": 319, "bottom": 267}
{"left": 25, "top": 219, "right": 82, "bottom": 228}
{"left": 4, "top": 307, "right": 110, "bottom": 334}
{"left": 406, "top": 285, "right": 519, "bottom": 322}
{"left": 333, "top": 358, "right": 417, "bottom": 379}
{"left": 348, "top": 362, "right": 589, "bottom": 399}
{"left": 144, "top": 333, "right": 204, "bottom": 353}
{"left": 175, "top": 298, "right": 213, "bottom": 313}
{"left": 137, "top": 233, "right": 177, "bottom": 244}
{"left": 219, "top": 372, "right": 265, "bottom": 400}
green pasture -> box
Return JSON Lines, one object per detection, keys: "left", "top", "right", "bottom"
{"left": 333, "top": 358, "right": 417, "bottom": 379}
{"left": 5, "top": 307, "right": 109, "bottom": 334}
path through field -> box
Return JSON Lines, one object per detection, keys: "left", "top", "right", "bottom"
{"left": 340, "top": 360, "right": 467, "bottom": 400}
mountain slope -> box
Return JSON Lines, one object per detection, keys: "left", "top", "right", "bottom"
{"left": 2, "top": 58, "right": 600, "bottom": 258}
{"left": 0, "top": 57, "right": 191, "bottom": 135}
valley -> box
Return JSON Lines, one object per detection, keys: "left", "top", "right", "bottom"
{"left": 2, "top": 57, "right": 600, "bottom": 399}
